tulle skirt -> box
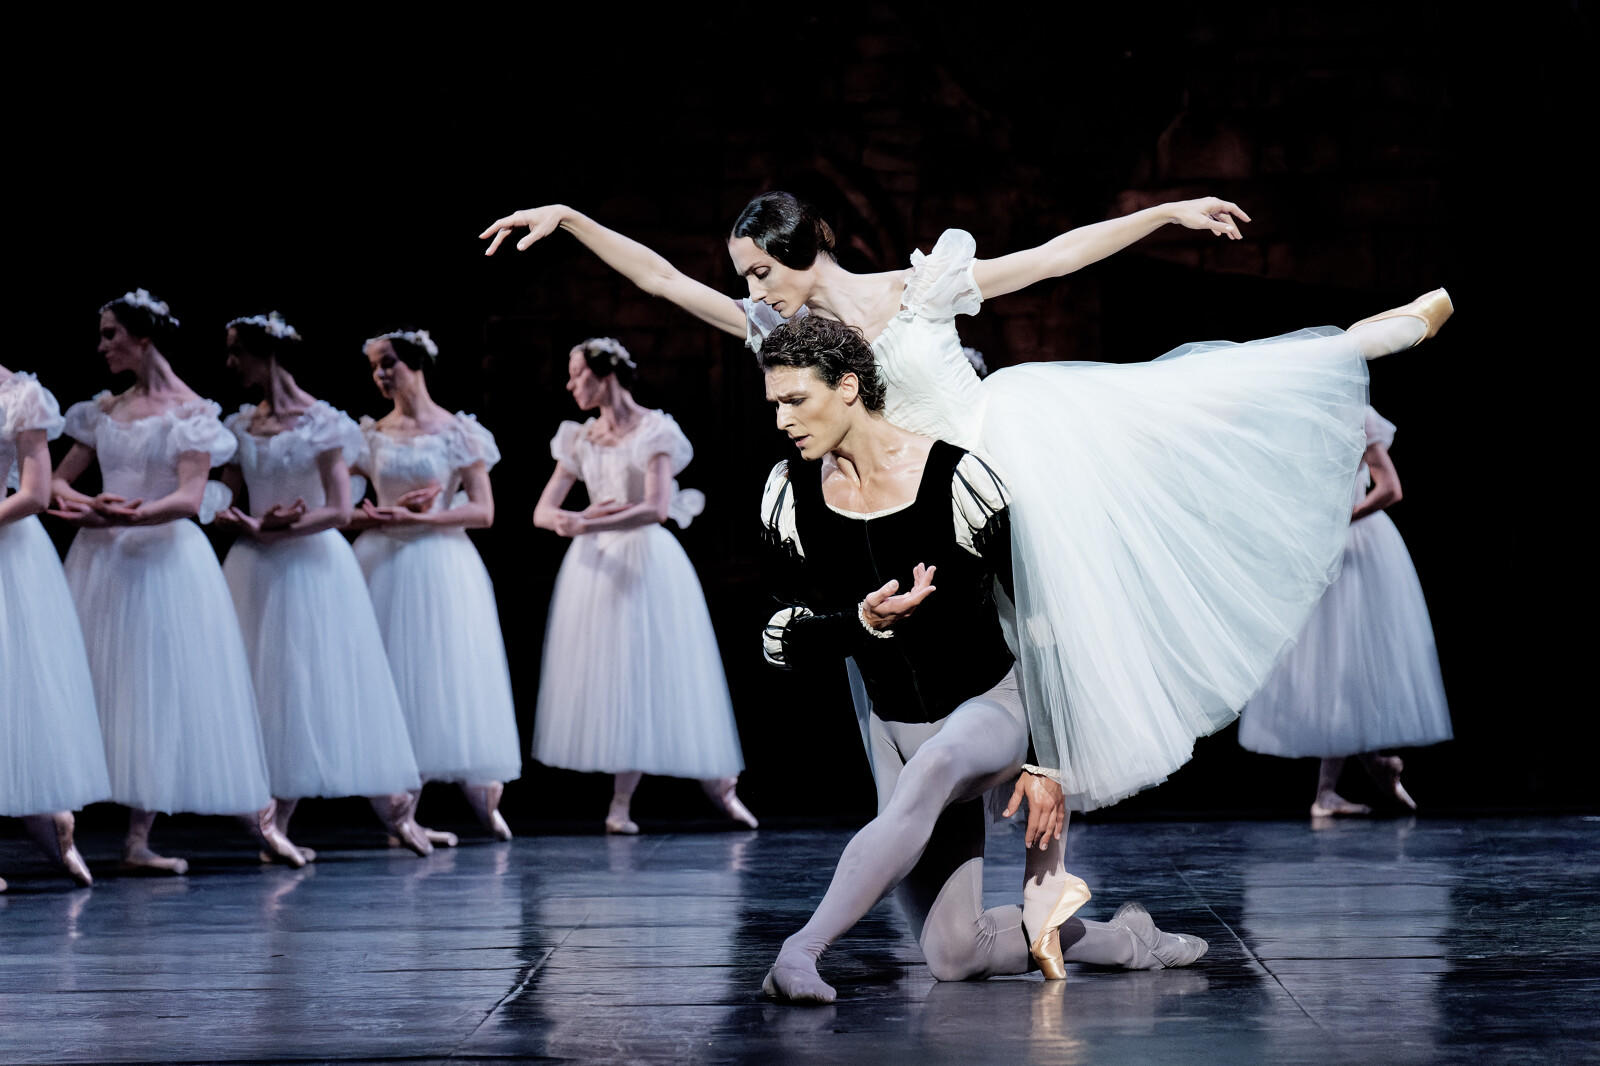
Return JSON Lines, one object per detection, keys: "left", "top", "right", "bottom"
{"left": 979, "top": 327, "right": 1370, "bottom": 810}
{"left": 532, "top": 526, "right": 744, "bottom": 777}
{"left": 0, "top": 516, "right": 111, "bottom": 815}
{"left": 1239, "top": 511, "right": 1451, "bottom": 757}
{"left": 63, "top": 521, "right": 272, "bottom": 814}
{"left": 354, "top": 527, "right": 521, "bottom": 783}
{"left": 224, "top": 531, "right": 422, "bottom": 799}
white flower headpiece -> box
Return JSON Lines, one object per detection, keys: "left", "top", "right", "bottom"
{"left": 227, "top": 311, "right": 301, "bottom": 342}
{"left": 102, "top": 288, "right": 180, "bottom": 328}
{"left": 367, "top": 329, "right": 439, "bottom": 359}
{"left": 584, "top": 336, "right": 637, "bottom": 371}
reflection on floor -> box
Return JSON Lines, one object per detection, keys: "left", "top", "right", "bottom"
{"left": 1, "top": 815, "right": 1595, "bottom": 1064}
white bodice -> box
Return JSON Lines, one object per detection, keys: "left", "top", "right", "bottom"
{"left": 551, "top": 410, "right": 704, "bottom": 528}
{"left": 745, "top": 229, "right": 988, "bottom": 452}
{"left": 64, "top": 391, "right": 235, "bottom": 500}
{"left": 1, "top": 371, "right": 65, "bottom": 491}
{"left": 358, "top": 412, "right": 500, "bottom": 511}
{"left": 226, "top": 402, "right": 364, "bottom": 514}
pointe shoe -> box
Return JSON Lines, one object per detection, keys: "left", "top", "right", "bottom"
{"left": 1367, "top": 756, "right": 1418, "bottom": 812}
{"left": 604, "top": 813, "right": 640, "bottom": 835}
{"left": 24, "top": 813, "right": 94, "bottom": 888}
{"left": 373, "top": 793, "right": 434, "bottom": 857}
{"left": 464, "top": 782, "right": 513, "bottom": 841}
{"left": 1028, "top": 873, "right": 1092, "bottom": 980}
{"left": 121, "top": 844, "right": 189, "bottom": 876}
{"left": 1109, "top": 902, "right": 1209, "bottom": 969}
{"left": 706, "top": 777, "right": 759, "bottom": 829}
{"left": 249, "top": 803, "right": 308, "bottom": 868}
{"left": 1310, "top": 790, "right": 1373, "bottom": 818}
{"left": 1350, "top": 288, "right": 1453, "bottom": 347}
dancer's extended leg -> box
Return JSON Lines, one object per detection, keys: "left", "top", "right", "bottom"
{"left": 764, "top": 672, "right": 1027, "bottom": 1002}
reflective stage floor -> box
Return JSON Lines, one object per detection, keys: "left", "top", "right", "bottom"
{"left": 2, "top": 814, "right": 1595, "bottom": 1064}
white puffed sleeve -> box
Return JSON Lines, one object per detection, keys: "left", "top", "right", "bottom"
{"left": 903, "top": 229, "right": 983, "bottom": 321}
{"left": 167, "top": 400, "right": 237, "bottom": 467}
{"left": 63, "top": 391, "right": 114, "bottom": 446}
{"left": 743, "top": 298, "right": 811, "bottom": 354}
{"left": 1, "top": 374, "right": 66, "bottom": 441}
{"left": 760, "top": 460, "right": 803, "bottom": 558}
{"left": 1364, "top": 406, "right": 1397, "bottom": 450}
{"left": 446, "top": 412, "right": 501, "bottom": 472}
{"left": 631, "top": 413, "right": 695, "bottom": 477}
{"left": 550, "top": 420, "right": 585, "bottom": 475}
{"left": 299, "top": 403, "right": 365, "bottom": 466}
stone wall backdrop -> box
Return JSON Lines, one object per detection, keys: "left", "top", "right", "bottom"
{"left": 13, "top": 3, "right": 1586, "bottom": 825}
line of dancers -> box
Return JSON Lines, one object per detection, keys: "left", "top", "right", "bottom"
{"left": 6, "top": 189, "right": 1452, "bottom": 1008}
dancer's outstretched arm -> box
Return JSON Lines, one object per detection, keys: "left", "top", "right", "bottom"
{"left": 973, "top": 198, "right": 1251, "bottom": 300}
{"left": 480, "top": 206, "right": 748, "bottom": 336}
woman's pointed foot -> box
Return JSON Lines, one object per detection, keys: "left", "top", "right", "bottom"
{"left": 705, "top": 776, "right": 759, "bottom": 829}
{"left": 1027, "top": 874, "right": 1092, "bottom": 980}
{"left": 249, "top": 803, "right": 308, "bottom": 868}
{"left": 1349, "top": 288, "right": 1453, "bottom": 355}
{"left": 1310, "top": 790, "right": 1372, "bottom": 818}
{"left": 762, "top": 945, "right": 836, "bottom": 1004}
{"left": 464, "top": 782, "right": 513, "bottom": 841}
{"left": 604, "top": 815, "right": 640, "bottom": 835}
{"left": 121, "top": 844, "right": 189, "bottom": 876}
{"left": 372, "top": 793, "right": 434, "bottom": 857}
{"left": 24, "top": 812, "right": 94, "bottom": 887}
{"left": 1364, "top": 755, "right": 1418, "bottom": 811}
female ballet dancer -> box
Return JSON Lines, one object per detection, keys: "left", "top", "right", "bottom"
{"left": 756, "top": 316, "right": 1206, "bottom": 1002}
{"left": 216, "top": 312, "right": 433, "bottom": 857}
{"left": 1, "top": 365, "right": 108, "bottom": 889}
{"left": 1239, "top": 405, "right": 1452, "bottom": 815}
{"left": 49, "top": 290, "right": 305, "bottom": 872}
{"left": 479, "top": 194, "right": 1452, "bottom": 815}
{"left": 351, "top": 329, "right": 520, "bottom": 841}
{"left": 531, "top": 337, "right": 756, "bottom": 834}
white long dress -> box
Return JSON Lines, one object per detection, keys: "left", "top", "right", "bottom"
{"left": 353, "top": 413, "right": 521, "bottom": 784}
{"left": 0, "top": 373, "right": 111, "bottom": 816}
{"left": 746, "top": 230, "right": 1370, "bottom": 810}
{"left": 1238, "top": 408, "right": 1451, "bottom": 757}
{"left": 222, "top": 402, "right": 422, "bottom": 799}
{"left": 531, "top": 412, "right": 745, "bottom": 778}
{"left": 61, "top": 392, "right": 272, "bottom": 815}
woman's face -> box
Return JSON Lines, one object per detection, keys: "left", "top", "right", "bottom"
{"left": 98, "top": 310, "right": 147, "bottom": 374}
{"left": 764, "top": 364, "right": 858, "bottom": 460}
{"left": 728, "top": 237, "right": 815, "bottom": 318}
{"left": 365, "top": 338, "right": 417, "bottom": 399}
{"left": 566, "top": 347, "right": 606, "bottom": 411}
{"left": 224, "top": 327, "right": 270, "bottom": 388}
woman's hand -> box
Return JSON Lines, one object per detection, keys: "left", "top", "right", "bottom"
{"left": 91, "top": 494, "right": 146, "bottom": 525}
{"left": 549, "top": 509, "right": 589, "bottom": 538}
{"left": 480, "top": 205, "right": 568, "bottom": 256}
{"left": 214, "top": 507, "right": 263, "bottom": 535}
{"left": 394, "top": 484, "right": 442, "bottom": 514}
{"left": 1003, "top": 771, "right": 1067, "bottom": 850}
{"left": 860, "top": 563, "right": 937, "bottom": 630}
{"left": 360, "top": 499, "right": 428, "bottom": 527}
{"left": 258, "top": 499, "right": 307, "bottom": 531}
{"left": 1169, "top": 197, "right": 1251, "bottom": 240}
{"left": 46, "top": 496, "right": 111, "bottom": 527}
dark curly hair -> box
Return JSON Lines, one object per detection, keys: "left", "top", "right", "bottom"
{"left": 730, "top": 191, "right": 836, "bottom": 269}
{"left": 756, "top": 315, "right": 885, "bottom": 412}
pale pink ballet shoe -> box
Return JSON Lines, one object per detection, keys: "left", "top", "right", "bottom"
{"left": 704, "top": 776, "right": 759, "bottom": 829}
{"left": 604, "top": 815, "right": 640, "bottom": 835}
{"left": 24, "top": 812, "right": 94, "bottom": 888}
{"left": 121, "top": 845, "right": 189, "bottom": 876}
{"left": 1349, "top": 288, "right": 1453, "bottom": 347}
{"left": 1365, "top": 755, "right": 1419, "bottom": 812}
{"left": 389, "top": 826, "right": 459, "bottom": 849}
{"left": 1028, "top": 874, "right": 1093, "bottom": 980}
{"left": 1310, "top": 791, "right": 1373, "bottom": 818}
{"left": 372, "top": 793, "right": 434, "bottom": 857}
{"left": 464, "top": 782, "right": 513, "bottom": 841}
{"left": 248, "top": 802, "right": 308, "bottom": 868}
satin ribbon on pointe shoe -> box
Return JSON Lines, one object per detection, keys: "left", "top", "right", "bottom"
{"left": 1030, "top": 874, "right": 1093, "bottom": 980}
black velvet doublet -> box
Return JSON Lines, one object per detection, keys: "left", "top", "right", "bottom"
{"left": 787, "top": 441, "right": 1014, "bottom": 724}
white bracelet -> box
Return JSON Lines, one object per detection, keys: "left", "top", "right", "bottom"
{"left": 858, "top": 599, "right": 894, "bottom": 639}
{"left": 1022, "top": 763, "right": 1063, "bottom": 783}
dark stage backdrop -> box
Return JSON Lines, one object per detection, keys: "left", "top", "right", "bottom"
{"left": 10, "top": 4, "right": 1587, "bottom": 828}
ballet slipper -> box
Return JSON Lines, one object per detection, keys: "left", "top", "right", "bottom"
{"left": 121, "top": 844, "right": 189, "bottom": 876}
{"left": 464, "top": 782, "right": 513, "bottom": 841}
{"left": 1026, "top": 873, "right": 1093, "bottom": 980}
{"left": 247, "top": 802, "right": 308, "bottom": 868}
{"left": 1349, "top": 288, "right": 1453, "bottom": 348}
{"left": 23, "top": 812, "right": 94, "bottom": 888}
{"left": 762, "top": 943, "right": 837, "bottom": 1004}
{"left": 1363, "top": 755, "right": 1418, "bottom": 811}
{"left": 371, "top": 793, "right": 433, "bottom": 857}
{"left": 1108, "top": 902, "right": 1209, "bottom": 969}
{"left": 703, "top": 776, "right": 759, "bottom": 829}
{"left": 1310, "top": 790, "right": 1373, "bottom": 818}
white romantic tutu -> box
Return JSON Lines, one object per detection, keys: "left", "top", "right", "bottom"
{"left": 0, "top": 516, "right": 112, "bottom": 815}
{"left": 354, "top": 527, "right": 522, "bottom": 784}
{"left": 1238, "top": 511, "right": 1452, "bottom": 757}
{"left": 981, "top": 328, "right": 1369, "bottom": 809}
{"left": 224, "top": 531, "right": 422, "bottom": 799}
{"left": 64, "top": 522, "right": 272, "bottom": 814}
{"left": 532, "top": 525, "right": 745, "bottom": 778}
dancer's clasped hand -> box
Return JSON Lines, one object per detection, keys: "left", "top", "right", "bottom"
{"left": 860, "top": 563, "right": 937, "bottom": 630}
{"left": 1003, "top": 771, "right": 1066, "bottom": 850}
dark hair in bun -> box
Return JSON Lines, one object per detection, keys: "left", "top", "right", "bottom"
{"left": 730, "top": 191, "right": 837, "bottom": 269}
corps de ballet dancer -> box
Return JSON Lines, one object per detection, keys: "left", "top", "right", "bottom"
{"left": 530, "top": 337, "right": 757, "bottom": 834}
{"left": 480, "top": 193, "right": 1453, "bottom": 817}
{"left": 756, "top": 316, "right": 1207, "bottom": 1002}
{"left": 1, "top": 365, "right": 108, "bottom": 890}
{"left": 47, "top": 290, "right": 306, "bottom": 872}
{"left": 215, "top": 313, "right": 433, "bottom": 856}
{"left": 351, "top": 329, "right": 520, "bottom": 842}
{"left": 1239, "top": 404, "right": 1452, "bottom": 815}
